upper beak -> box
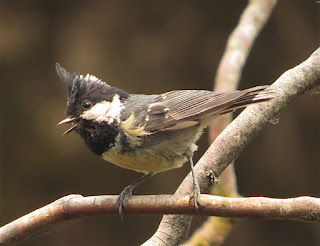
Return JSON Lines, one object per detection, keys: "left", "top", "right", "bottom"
{"left": 58, "top": 117, "right": 81, "bottom": 135}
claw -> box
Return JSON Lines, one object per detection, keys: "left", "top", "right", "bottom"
{"left": 189, "top": 156, "right": 202, "bottom": 211}
{"left": 116, "top": 186, "right": 133, "bottom": 221}
{"left": 190, "top": 180, "right": 201, "bottom": 211}
{"left": 115, "top": 173, "right": 153, "bottom": 220}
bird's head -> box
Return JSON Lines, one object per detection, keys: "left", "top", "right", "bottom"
{"left": 56, "top": 63, "right": 129, "bottom": 135}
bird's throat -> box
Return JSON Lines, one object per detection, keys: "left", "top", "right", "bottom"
{"left": 76, "top": 122, "right": 119, "bottom": 156}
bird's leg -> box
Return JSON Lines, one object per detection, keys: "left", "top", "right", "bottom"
{"left": 189, "top": 157, "right": 201, "bottom": 210}
{"left": 117, "top": 173, "right": 153, "bottom": 219}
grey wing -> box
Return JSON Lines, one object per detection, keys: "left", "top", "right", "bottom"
{"left": 143, "top": 85, "right": 272, "bottom": 132}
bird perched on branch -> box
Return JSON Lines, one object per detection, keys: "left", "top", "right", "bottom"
{"left": 56, "top": 63, "right": 273, "bottom": 216}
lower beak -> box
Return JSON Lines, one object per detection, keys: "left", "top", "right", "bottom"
{"left": 58, "top": 117, "right": 80, "bottom": 135}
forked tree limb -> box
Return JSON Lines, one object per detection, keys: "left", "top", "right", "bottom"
{"left": 142, "top": 46, "right": 320, "bottom": 245}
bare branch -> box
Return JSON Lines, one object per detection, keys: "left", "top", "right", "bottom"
{"left": 1, "top": 194, "right": 319, "bottom": 245}
{"left": 143, "top": 46, "right": 320, "bottom": 245}
{"left": 214, "top": 0, "right": 277, "bottom": 92}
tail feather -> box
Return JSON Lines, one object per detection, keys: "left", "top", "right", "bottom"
{"left": 220, "top": 86, "right": 274, "bottom": 114}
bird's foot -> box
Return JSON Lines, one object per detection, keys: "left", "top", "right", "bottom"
{"left": 116, "top": 185, "right": 133, "bottom": 220}
{"left": 190, "top": 181, "right": 201, "bottom": 211}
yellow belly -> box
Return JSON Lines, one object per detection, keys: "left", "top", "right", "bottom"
{"left": 102, "top": 146, "right": 188, "bottom": 173}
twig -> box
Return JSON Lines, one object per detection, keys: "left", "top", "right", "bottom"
{"left": 1, "top": 194, "right": 319, "bottom": 245}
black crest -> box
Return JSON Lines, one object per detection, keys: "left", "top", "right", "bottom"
{"left": 56, "top": 63, "right": 129, "bottom": 117}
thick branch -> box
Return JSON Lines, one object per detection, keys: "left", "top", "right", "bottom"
{"left": 143, "top": 47, "right": 320, "bottom": 246}
{"left": 1, "top": 194, "right": 319, "bottom": 245}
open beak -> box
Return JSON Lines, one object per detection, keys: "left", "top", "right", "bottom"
{"left": 58, "top": 117, "right": 81, "bottom": 135}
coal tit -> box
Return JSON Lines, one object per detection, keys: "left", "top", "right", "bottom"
{"left": 56, "top": 63, "right": 273, "bottom": 215}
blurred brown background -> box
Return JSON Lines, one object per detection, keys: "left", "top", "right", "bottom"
{"left": 1, "top": 0, "right": 319, "bottom": 245}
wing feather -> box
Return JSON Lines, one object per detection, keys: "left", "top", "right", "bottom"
{"left": 143, "top": 85, "right": 273, "bottom": 132}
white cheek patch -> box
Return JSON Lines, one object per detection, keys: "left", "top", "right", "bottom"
{"left": 80, "top": 94, "right": 124, "bottom": 124}
{"left": 81, "top": 101, "right": 111, "bottom": 122}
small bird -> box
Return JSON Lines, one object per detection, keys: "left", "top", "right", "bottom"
{"left": 56, "top": 63, "right": 273, "bottom": 215}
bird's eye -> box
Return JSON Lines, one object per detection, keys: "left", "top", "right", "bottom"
{"left": 82, "top": 101, "right": 93, "bottom": 109}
